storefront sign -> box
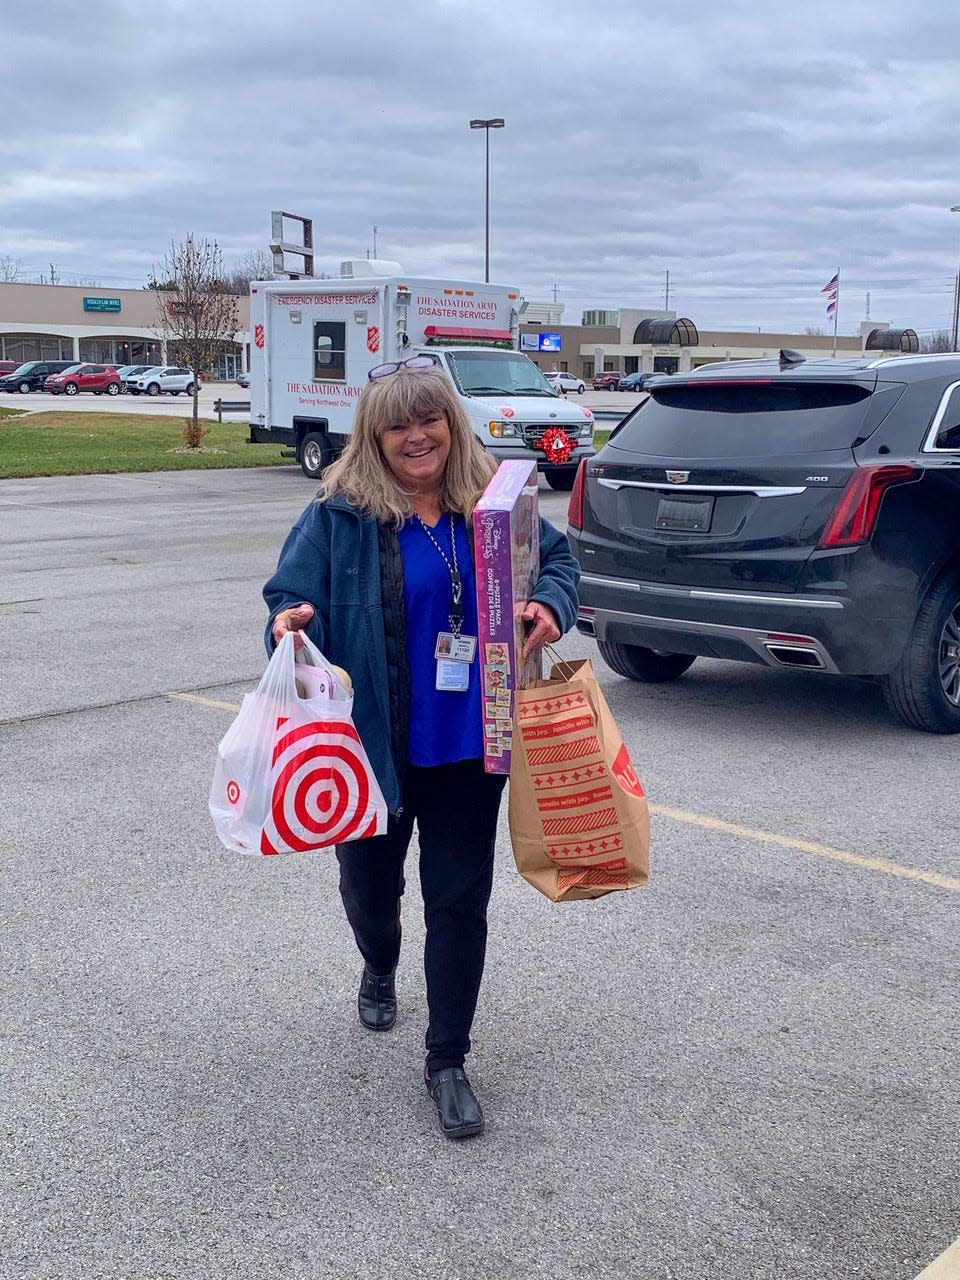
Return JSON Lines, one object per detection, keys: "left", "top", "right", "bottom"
{"left": 83, "top": 296, "right": 121, "bottom": 313}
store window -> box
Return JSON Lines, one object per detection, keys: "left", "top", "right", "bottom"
{"left": 1, "top": 333, "right": 72, "bottom": 362}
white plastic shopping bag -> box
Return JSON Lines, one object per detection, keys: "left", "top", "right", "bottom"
{"left": 209, "top": 632, "right": 388, "bottom": 856}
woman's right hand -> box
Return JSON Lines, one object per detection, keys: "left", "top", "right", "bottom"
{"left": 271, "top": 602, "right": 315, "bottom": 649}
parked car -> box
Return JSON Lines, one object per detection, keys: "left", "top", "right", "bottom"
{"left": 0, "top": 359, "right": 78, "bottom": 393}
{"left": 126, "top": 366, "right": 199, "bottom": 396}
{"left": 0, "top": 359, "right": 18, "bottom": 377}
{"left": 237, "top": 371, "right": 250, "bottom": 388}
{"left": 567, "top": 351, "right": 960, "bottom": 733}
{"left": 116, "top": 364, "right": 157, "bottom": 392}
{"left": 44, "top": 363, "right": 122, "bottom": 396}
{"left": 544, "top": 371, "right": 585, "bottom": 394}
{"left": 592, "top": 371, "right": 621, "bottom": 391}
{"left": 617, "top": 371, "right": 657, "bottom": 392}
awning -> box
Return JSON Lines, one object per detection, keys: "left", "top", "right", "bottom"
{"left": 423, "top": 325, "right": 513, "bottom": 342}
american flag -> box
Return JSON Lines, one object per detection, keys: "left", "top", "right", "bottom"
{"left": 821, "top": 272, "right": 839, "bottom": 294}
{"left": 826, "top": 301, "right": 837, "bottom": 315}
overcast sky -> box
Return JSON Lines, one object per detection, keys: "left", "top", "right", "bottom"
{"left": 3, "top": 0, "right": 960, "bottom": 337}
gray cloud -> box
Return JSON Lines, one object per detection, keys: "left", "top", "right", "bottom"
{"left": 2, "top": 0, "right": 960, "bottom": 335}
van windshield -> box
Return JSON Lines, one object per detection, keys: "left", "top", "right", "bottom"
{"left": 445, "top": 350, "right": 555, "bottom": 397}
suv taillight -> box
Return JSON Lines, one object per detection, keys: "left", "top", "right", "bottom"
{"left": 817, "top": 465, "right": 919, "bottom": 548}
{"left": 568, "top": 458, "right": 588, "bottom": 530}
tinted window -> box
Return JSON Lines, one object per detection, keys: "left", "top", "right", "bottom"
{"left": 931, "top": 385, "right": 960, "bottom": 450}
{"left": 611, "top": 381, "right": 873, "bottom": 457}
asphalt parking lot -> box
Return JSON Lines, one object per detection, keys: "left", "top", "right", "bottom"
{"left": 2, "top": 465, "right": 958, "bottom": 1280}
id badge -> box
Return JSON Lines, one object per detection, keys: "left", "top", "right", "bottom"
{"left": 436, "top": 658, "right": 470, "bottom": 691}
{"left": 434, "top": 632, "right": 477, "bottom": 662}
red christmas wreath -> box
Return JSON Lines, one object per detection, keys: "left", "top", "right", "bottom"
{"left": 534, "top": 426, "right": 575, "bottom": 465}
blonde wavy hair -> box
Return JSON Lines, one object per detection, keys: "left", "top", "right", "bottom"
{"left": 319, "top": 364, "right": 497, "bottom": 526}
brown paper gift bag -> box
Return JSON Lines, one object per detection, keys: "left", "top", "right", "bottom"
{"left": 508, "top": 657, "right": 650, "bottom": 902}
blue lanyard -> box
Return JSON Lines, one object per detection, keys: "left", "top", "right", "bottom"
{"left": 415, "top": 514, "right": 465, "bottom": 636}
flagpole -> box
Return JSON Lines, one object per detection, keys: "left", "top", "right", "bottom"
{"left": 832, "top": 268, "right": 839, "bottom": 358}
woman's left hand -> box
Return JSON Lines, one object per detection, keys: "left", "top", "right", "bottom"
{"left": 519, "top": 600, "right": 561, "bottom": 660}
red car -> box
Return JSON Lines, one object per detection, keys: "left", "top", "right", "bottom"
{"left": 0, "top": 359, "right": 18, "bottom": 376}
{"left": 592, "top": 371, "right": 621, "bottom": 390}
{"left": 44, "top": 363, "right": 122, "bottom": 396}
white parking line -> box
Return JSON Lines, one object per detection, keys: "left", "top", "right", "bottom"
{"left": 169, "top": 690, "right": 960, "bottom": 897}
{"left": 914, "top": 1237, "right": 960, "bottom": 1279}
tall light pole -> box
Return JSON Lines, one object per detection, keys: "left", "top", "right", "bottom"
{"left": 951, "top": 206, "right": 960, "bottom": 351}
{"left": 469, "top": 118, "right": 505, "bottom": 283}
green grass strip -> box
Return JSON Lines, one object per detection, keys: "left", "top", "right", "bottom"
{"left": 0, "top": 411, "right": 288, "bottom": 478}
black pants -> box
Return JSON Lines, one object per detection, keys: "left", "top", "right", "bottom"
{"left": 336, "top": 760, "right": 507, "bottom": 1076}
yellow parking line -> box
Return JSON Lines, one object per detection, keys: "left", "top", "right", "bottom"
{"left": 650, "top": 803, "right": 960, "bottom": 895}
{"left": 166, "top": 691, "right": 242, "bottom": 712}
{"left": 914, "top": 1237, "right": 960, "bottom": 1279}
{"left": 168, "top": 690, "right": 960, "bottom": 895}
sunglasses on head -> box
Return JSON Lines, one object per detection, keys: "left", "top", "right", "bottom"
{"left": 368, "top": 355, "right": 438, "bottom": 381}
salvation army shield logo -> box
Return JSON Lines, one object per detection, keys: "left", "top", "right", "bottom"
{"left": 259, "top": 718, "right": 383, "bottom": 854}
{"left": 367, "top": 326, "right": 380, "bottom": 353}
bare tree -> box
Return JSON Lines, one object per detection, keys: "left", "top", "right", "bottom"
{"left": 803, "top": 326, "right": 825, "bottom": 336}
{"left": 224, "top": 248, "right": 278, "bottom": 295}
{"left": 920, "top": 329, "right": 953, "bottom": 353}
{"left": 0, "top": 254, "right": 23, "bottom": 283}
{"left": 156, "top": 235, "right": 239, "bottom": 448}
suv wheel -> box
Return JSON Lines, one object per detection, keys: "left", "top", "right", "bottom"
{"left": 147, "top": 382, "right": 161, "bottom": 396}
{"left": 299, "top": 431, "right": 333, "bottom": 479}
{"left": 882, "top": 571, "right": 960, "bottom": 732}
{"left": 64, "top": 383, "right": 79, "bottom": 395}
{"left": 18, "top": 381, "right": 31, "bottom": 394}
{"left": 106, "top": 383, "right": 120, "bottom": 395}
{"left": 185, "top": 382, "right": 195, "bottom": 395}
{"left": 598, "top": 639, "right": 696, "bottom": 683}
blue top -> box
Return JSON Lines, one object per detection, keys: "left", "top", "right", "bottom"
{"left": 263, "top": 494, "right": 581, "bottom": 814}
{"left": 397, "top": 513, "right": 483, "bottom": 766}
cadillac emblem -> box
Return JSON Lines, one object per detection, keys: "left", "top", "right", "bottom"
{"left": 666, "top": 470, "right": 690, "bottom": 483}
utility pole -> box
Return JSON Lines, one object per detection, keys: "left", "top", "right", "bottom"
{"left": 664, "top": 269, "right": 670, "bottom": 310}
{"left": 49, "top": 263, "right": 58, "bottom": 285}
{"left": 551, "top": 281, "right": 560, "bottom": 303}
{"left": 373, "top": 225, "right": 379, "bottom": 258}
{"left": 865, "top": 291, "right": 871, "bottom": 320}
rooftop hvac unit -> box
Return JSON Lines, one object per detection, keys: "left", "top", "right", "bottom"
{"left": 339, "top": 259, "right": 404, "bottom": 278}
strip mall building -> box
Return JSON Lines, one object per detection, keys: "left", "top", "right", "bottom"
{"left": 0, "top": 282, "right": 916, "bottom": 382}
{"left": 0, "top": 282, "right": 250, "bottom": 379}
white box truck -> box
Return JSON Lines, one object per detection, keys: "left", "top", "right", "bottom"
{"left": 247, "top": 269, "right": 594, "bottom": 489}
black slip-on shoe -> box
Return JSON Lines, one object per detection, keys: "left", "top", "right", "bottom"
{"left": 425, "top": 1067, "right": 484, "bottom": 1139}
{"left": 357, "top": 965, "right": 396, "bottom": 1031}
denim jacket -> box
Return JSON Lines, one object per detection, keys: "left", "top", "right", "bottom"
{"left": 263, "top": 493, "right": 581, "bottom": 813}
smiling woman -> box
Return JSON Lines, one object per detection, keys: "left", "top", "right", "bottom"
{"left": 262, "top": 360, "right": 581, "bottom": 1140}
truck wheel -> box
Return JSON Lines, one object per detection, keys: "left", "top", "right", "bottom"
{"left": 882, "top": 570, "right": 960, "bottom": 732}
{"left": 545, "top": 469, "right": 577, "bottom": 492}
{"left": 598, "top": 639, "right": 696, "bottom": 683}
{"left": 299, "top": 431, "right": 333, "bottom": 479}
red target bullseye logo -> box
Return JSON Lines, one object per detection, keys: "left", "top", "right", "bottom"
{"left": 259, "top": 719, "right": 379, "bottom": 854}
{"left": 226, "top": 779, "right": 241, "bottom": 806}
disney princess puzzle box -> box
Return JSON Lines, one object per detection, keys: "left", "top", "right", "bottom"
{"left": 473, "top": 460, "right": 541, "bottom": 774}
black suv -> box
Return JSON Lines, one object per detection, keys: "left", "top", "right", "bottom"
{"left": 0, "top": 360, "right": 77, "bottom": 393}
{"left": 567, "top": 352, "right": 960, "bottom": 732}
